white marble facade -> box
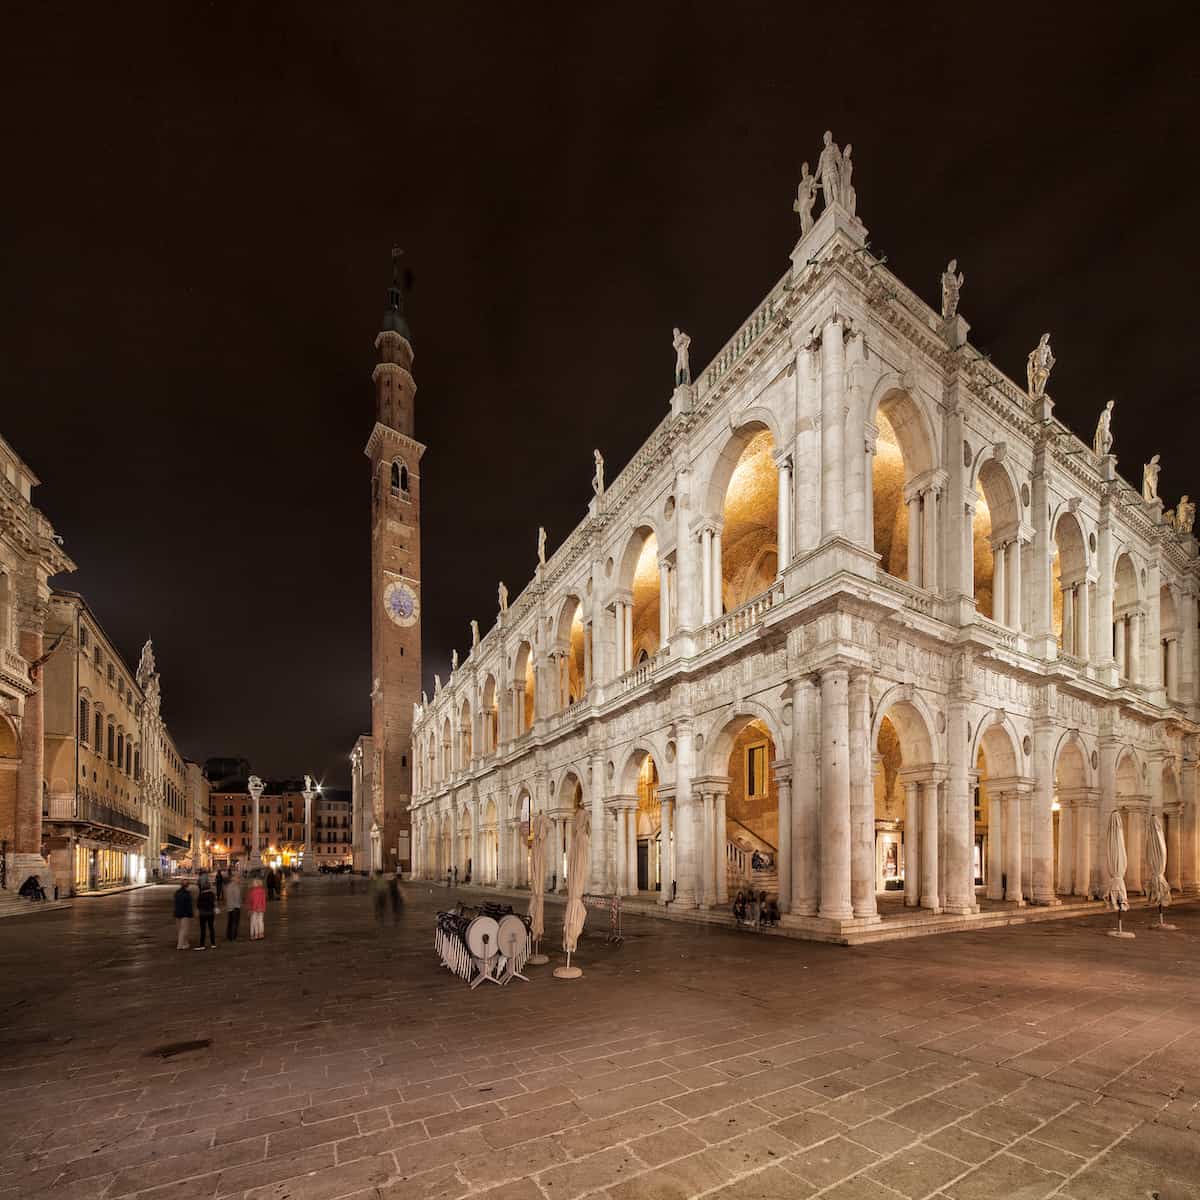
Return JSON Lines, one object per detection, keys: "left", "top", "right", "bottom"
{"left": 409, "top": 151, "right": 1200, "bottom": 939}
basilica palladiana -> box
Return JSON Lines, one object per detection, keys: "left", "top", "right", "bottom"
{"left": 404, "top": 134, "right": 1199, "bottom": 942}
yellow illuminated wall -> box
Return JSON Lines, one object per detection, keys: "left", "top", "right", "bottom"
{"left": 721, "top": 430, "right": 778, "bottom": 611}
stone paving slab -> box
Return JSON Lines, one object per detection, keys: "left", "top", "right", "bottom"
{"left": 0, "top": 880, "right": 1197, "bottom": 1199}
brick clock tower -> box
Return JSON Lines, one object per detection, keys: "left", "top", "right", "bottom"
{"left": 365, "top": 252, "right": 424, "bottom": 871}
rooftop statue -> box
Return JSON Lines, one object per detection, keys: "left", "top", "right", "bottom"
{"left": 841, "top": 143, "right": 857, "bottom": 216}
{"left": 1142, "top": 454, "right": 1161, "bottom": 502}
{"left": 672, "top": 327, "right": 691, "bottom": 387}
{"left": 470, "top": 619, "right": 480, "bottom": 648}
{"left": 1026, "top": 333, "right": 1055, "bottom": 399}
{"left": 537, "top": 525, "right": 547, "bottom": 566}
{"left": 793, "top": 161, "right": 818, "bottom": 234}
{"left": 1178, "top": 495, "right": 1195, "bottom": 534}
{"left": 451, "top": 649, "right": 459, "bottom": 671}
{"left": 814, "top": 130, "right": 842, "bottom": 213}
{"left": 1093, "top": 399, "right": 1115, "bottom": 457}
{"left": 592, "top": 449, "right": 605, "bottom": 498}
{"left": 498, "top": 581, "right": 509, "bottom": 612}
{"left": 941, "top": 259, "right": 964, "bottom": 321}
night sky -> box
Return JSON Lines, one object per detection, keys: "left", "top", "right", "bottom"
{"left": 5, "top": 3, "right": 1198, "bottom": 785}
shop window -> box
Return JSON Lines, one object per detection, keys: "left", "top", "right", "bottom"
{"left": 745, "top": 741, "right": 768, "bottom": 798}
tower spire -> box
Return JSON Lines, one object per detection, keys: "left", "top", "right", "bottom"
{"left": 381, "top": 246, "right": 412, "bottom": 341}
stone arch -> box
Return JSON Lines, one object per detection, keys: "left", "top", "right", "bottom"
{"left": 617, "top": 741, "right": 662, "bottom": 797}
{"left": 1160, "top": 583, "right": 1180, "bottom": 698}
{"left": 1113, "top": 551, "right": 1142, "bottom": 681}
{"left": 869, "top": 685, "right": 941, "bottom": 765}
{"left": 480, "top": 673, "right": 499, "bottom": 755}
{"left": 703, "top": 700, "right": 787, "bottom": 777}
{"left": 0, "top": 713, "right": 18, "bottom": 851}
{"left": 1115, "top": 746, "right": 1144, "bottom": 796}
{"left": 871, "top": 386, "right": 938, "bottom": 581}
{"left": 512, "top": 639, "right": 535, "bottom": 732}
{"left": 1053, "top": 730, "right": 1092, "bottom": 790}
{"left": 552, "top": 764, "right": 587, "bottom": 808}
{"left": 972, "top": 456, "right": 1022, "bottom": 623}
{"left": 972, "top": 710, "right": 1024, "bottom": 779}
{"left": 458, "top": 695, "right": 472, "bottom": 767}
{"left": 553, "top": 595, "right": 586, "bottom": 705}
{"left": 615, "top": 525, "right": 661, "bottom": 666}
{"left": 440, "top": 716, "right": 452, "bottom": 778}
{"left": 1051, "top": 509, "right": 1089, "bottom": 651}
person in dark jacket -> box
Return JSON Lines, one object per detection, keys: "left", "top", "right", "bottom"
{"left": 174, "top": 882, "right": 194, "bottom": 950}
{"left": 195, "top": 879, "right": 217, "bottom": 950}
{"left": 224, "top": 876, "right": 242, "bottom": 942}
{"left": 215, "top": 869, "right": 226, "bottom": 902}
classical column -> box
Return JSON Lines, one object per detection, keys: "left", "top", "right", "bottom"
{"left": 1129, "top": 612, "right": 1143, "bottom": 684}
{"left": 1166, "top": 809, "right": 1182, "bottom": 891}
{"left": 1056, "top": 801, "right": 1074, "bottom": 895}
{"left": 1004, "top": 791, "right": 1024, "bottom": 904}
{"left": 922, "top": 487, "right": 939, "bottom": 593}
{"left": 1114, "top": 617, "right": 1127, "bottom": 679}
{"left": 715, "top": 789, "right": 729, "bottom": 906}
{"left": 1181, "top": 757, "right": 1199, "bottom": 895}
{"left": 1146, "top": 558, "right": 1163, "bottom": 692}
{"left": 301, "top": 780, "right": 315, "bottom": 873}
{"left": 904, "top": 781, "right": 921, "bottom": 908}
{"left": 920, "top": 779, "right": 940, "bottom": 910}
{"left": 963, "top": 501, "right": 976, "bottom": 598}
{"left": 673, "top": 720, "right": 698, "bottom": 907}
{"left": 659, "top": 561, "right": 671, "bottom": 643}
{"left": 992, "top": 539, "right": 1007, "bottom": 626}
{"left": 848, "top": 670, "right": 875, "bottom": 918}
{"left": 820, "top": 317, "right": 846, "bottom": 540}
{"left": 1008, "top": 538, "right": 1023, "bottom": 633}
{"left": 1167, "top": 637, "right": 1180, "bottom": 702}
{"left": 907, "top": 494, "right": 923, "bottom": 587}
{"left": 700, "top": 790, "right": 715, "bottom": 905}
{"left": 583, "top": 621, "right": 592, "bottom": 690}
{"left": 776, "top": 455, "right": 792, "bottom": 574}
{"left": 248, "top": 776, "right": 264, "bottom": 868}
{"left": 789, "top": 676, "right": 819, "bottom": 916}
{"left": 589, "top": 757, "right": 605, "bottom": 891}
{"left": 701, "top": 528, "right": 713, "bottom": 624}
{"left": 1063, "top": 585, "right": 1074, "bottom": 654}
{"left": 819, "top": 666, "right": 853, "bottom": 921}
{"left": 1076, "top": 584, "right": 1090, "bottom": 662}
{"left": 623, "top": 603, "right": 634, "bottom": 673}
{"left": 627, "top": 806, "right": 638, "bottom": 894}
{"left": 987, "top": 792, "right": 1003, "bottom": 900}
{"left": 1074, "top": 800, "right": 1093, "bottom": 898}
{"left": 711, "top": 529, "right": 723, "bottom": 617}
{"left": 1096, "top": 493, "right": 1116, "bottom": 672}
{"left": 659, "top": 791, "right": 674, "bottom": 904}
{"left": 15, "top": 592, "right": 47, "bottom": 860}
{"left": 1124, "top": 807, "right": 1144, "bottom": 894}
{"left": 1031, "top": 726, "right": 1056, "bottom": 903}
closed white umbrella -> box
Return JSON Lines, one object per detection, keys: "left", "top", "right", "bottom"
{"left": 1104, "top": 810, "right": 1135, "bottom": 940}
{"left": 555, "top": 807, "right": 592, "bottom": 980}
{"left": 1144, "top": 813, "right": 1176, "bottom": 930}
{"left": 527, "top": 812, "right": 550, "bottom": 965}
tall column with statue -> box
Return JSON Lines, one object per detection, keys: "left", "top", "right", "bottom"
{"left": 248, "top": 775, "right": 265, "bottom": 869}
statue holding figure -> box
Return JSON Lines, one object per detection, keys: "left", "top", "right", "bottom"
{"left": 1093, "top": 399, "right": 1115, "bottom": 457}
{"left": 1178, "top": 495, "right": 1195, "bottom": 534}
{"left": 1143, "top": 454, "right": 1161, "bottom": 502}
{"left": 941, "top": 259, "right": 964, "bottom": 321}
{"left": 498, "top": 581, "right": 508, "bottom": 612}
{"left": 470, "top": 619, "right": 480, "bottom": 648}
{"left": 537, "top": 525, "right": 547, "bottom": 566}
{"left": 840, "top": 143, "right": 857, "bottom": 215}
{"left": 814, "top": 130, "right": 842, "bottom": 212}
{"left": 592, "top": 449, "right": 605, "bottom": 498}
{"left": 672, "top": 327, "right": 691, "bottom": 387}
{"left": 793, "top": 161, "right": 818, "bottom": 234}
{"left": 1026, "top": 333, "right": 1055, "bottom": 398}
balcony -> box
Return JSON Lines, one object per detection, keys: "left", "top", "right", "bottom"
{"left": 45, "top": 794, "right": 150, "bottom": 841}
{"left": 614, "top": 648, "right": 668, "bottom": 693}
{"left": 703, "top": 582, "right": 784, "bottom": 650}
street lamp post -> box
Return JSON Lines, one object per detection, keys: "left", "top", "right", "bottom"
{"left": 302, "top": 775, "right": 318, "bottom": 873}
{"left": 248, "top": 775, "right": 265, "bottom": 870}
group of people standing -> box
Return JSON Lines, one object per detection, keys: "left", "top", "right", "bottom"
{"left": 173, "top": 867, "right": 269, "bottom": 951}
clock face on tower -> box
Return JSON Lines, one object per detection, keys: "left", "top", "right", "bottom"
{"left": 383, "top": 580, "right": 419, "bottom": 627}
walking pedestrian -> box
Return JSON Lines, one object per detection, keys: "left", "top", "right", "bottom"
{"left": 196, "top": 876, "right": 217, "bottom": 950}
{"left": 452, "top": 865, "right": 458, "bottom": 887}
{"left": 388, "top": 871, "right": 401, "bottom": 918}
{"left": 224, "top": 875, "right": 242, "bottom": 942}
{"left": 248, "top": 875, "right": 267, "bottom": 940}
{"left": 446, "top": 867, "right": 452, "bottom": 888}
{"left": 173, "top": 880, "right": 193, "bottom": 950}
{"left": 370, "top": 870, "right": 387, "bottom": 923}
{"left": 215, "top": 869, "right": 225, "bottom": 903}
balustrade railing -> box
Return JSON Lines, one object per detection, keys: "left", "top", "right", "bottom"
{"left": 616, "top": 649, "right": 667, "bottom": 693}
{"left": 700, "top": 277, "right": 788, "bottom": 396}
{"left": 703, "top": 583, "right": 783, "bottom": 649}
{"left": 874, "top": 571, "right": 935, "bottom": 617}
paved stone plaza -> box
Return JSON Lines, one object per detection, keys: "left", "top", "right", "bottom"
{"left": 1, "top": 882, "right": 1198, "bottom": 1200}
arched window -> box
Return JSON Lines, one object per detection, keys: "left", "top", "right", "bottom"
{"left": 400, "top": 465, "right": 409, "bottom": 492}
{"left": 391, "top": 462, "right": 401, "bottom": 492}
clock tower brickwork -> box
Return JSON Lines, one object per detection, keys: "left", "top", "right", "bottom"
{"left": 365, "top": 269, "right": 424, "bottom": 871}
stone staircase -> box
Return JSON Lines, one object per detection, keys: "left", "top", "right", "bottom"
{"left": 725, "top": 823, "right": 779, "bottom": 902}
{"left": 0, "top": 853, "right": 71, "bottom": 918}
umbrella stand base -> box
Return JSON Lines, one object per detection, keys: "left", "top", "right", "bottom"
{"left": 553, "top": 965, "right": 583, "bottom": 979}
{"left": 528, "top": 953, "right": 550, "bottom": 965}
{"left": 1106, "top": 930, "right": 1136, "bottom": 939}
{"left": 1148, "top": 923, "right": 1178, "bottom": 931}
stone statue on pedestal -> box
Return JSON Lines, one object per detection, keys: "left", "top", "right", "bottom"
{"left": 592, "top": 449, "right": 605, "bottom": 498}
{"left": 672, "top": 328, "right": 691, "bottom": 387}
{"left": 793, "top": 162, "right": 818, "bottom": 234}
{"left": 470, "top": 619, "right": 480, "bottom": 648}
{"left": 498, "top": 581, "right": 508, "bottom": 612}
{"left": 1093, "top": 399, "right": 1115, "bottom": 457}
{"left": 1026, "top": 333, "right": 1055, "bottom": 399}
{"left": 814, "top": 130, "right": 842, "bottom": 213}
{"left": 1142, "top": 454, "right": 1161, "bottom": 502}
{"left": 537, "top": 525, "right": 547, "bottom": 566}
{"left": 1178, "top": 495, "right": 1195, "bottom": 534}
{"left": 841, "top": 143, "right": 856, "bottom": 215}
{"left": 941, "top": 259, "right": 964, "bottom": 320}
{"left": 434, "top": 674, "right": 442, "bottom": 694}
{"left": 451, "top": 649, "right": 459, "bottom": 671}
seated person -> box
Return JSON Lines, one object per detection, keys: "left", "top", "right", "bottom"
{"left": 18, "top": 875, "right": 47, "bottom": 901}
{"left": 763, "top": 896, "right": 780, "bottom": 925}
{"left": 732, "top": 891, "right": 747, "bottom": 923}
